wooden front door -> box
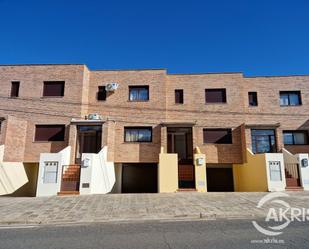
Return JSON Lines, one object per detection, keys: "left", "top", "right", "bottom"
{"left": 76, "top": 125, "right": 102, "bottom": 164}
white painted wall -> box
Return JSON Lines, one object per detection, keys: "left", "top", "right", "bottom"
{"left": 283, "top": 149, "right": 309, "bottom": 191}
{"left": 297, "top": 154, "right": 309, "bottom": 190}
{"left": 265, "top": 153, "right": 286, "bottom": 191}
{"left": 36, "top": 146, "right": 71, "bottom": 197}
{"left": 0, "top": 145, "right": 28, "bottom": 195}
{"left": 0, "top": 144, "right": 4, "bottom": 162}
{"left": 80, "top": 146, "right": 115, "bottom": 195}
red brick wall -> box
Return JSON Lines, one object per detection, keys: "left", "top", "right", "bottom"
{"left": 1, "top": 65, "right": 309, "bottom": 163}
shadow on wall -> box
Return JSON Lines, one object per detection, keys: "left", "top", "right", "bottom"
{"left": 8, "top": 163, "right": 39, "bottom": 197}
{"left": 138, "top": 125, "right": 161, "bottom": 162}
{"left": 50, "top": 125, "right": 71, "bottom": 153}
{"left": 214, "top": 125, "right": 244, "bottom": 164}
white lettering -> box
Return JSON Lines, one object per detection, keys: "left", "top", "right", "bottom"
{"left": 266, "top": 208, "right": 279, "bottom": 222}
{"left": 290, "top": 208, "right": 302, "bottom": 222}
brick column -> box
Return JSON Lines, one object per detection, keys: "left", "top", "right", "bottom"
{"left": 68, "top": 124, "right": 77, "bottom": 164}
{"left": 160, "top": 125, "right": 167, "bottom": 153}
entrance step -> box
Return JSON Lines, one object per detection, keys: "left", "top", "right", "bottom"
{"left": 57, "top": 191, "right": 80, "bottom": 196}
{"left": 285, "top": 186, "right": 304, "bottom": 191}
{"left": 177, "top": 188, "right": 197, "bottom": 192}
{"left": 285, "top": 177, "right": 301, "bottom": 187}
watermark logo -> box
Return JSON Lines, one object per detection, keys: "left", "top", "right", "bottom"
{"left": 252, "top": 192, "right": 309, "bottom": 236}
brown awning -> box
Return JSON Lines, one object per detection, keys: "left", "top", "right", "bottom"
{"left": 160, "top": 121, "right": 196, "bottom": 127}
{"left": 245, "top": 123, "right": 280, "bottom": 128}
{"left": 70, "top": 118, "right": 105, "bottom": 125}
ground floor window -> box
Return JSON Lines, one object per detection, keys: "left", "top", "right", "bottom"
{"left": 35, "top": 125, "right": 65, "bottom": 141}
{"left": 283, "top": 130, "right": 308, "bottom": 145}
{"left": 251, "top": 129, "right": 276, "bottom": 154}
{"left": 124, "top": 127, "right": 152, "bottom": 142}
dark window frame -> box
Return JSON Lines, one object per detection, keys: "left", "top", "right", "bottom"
{"left": 34, "top": 125, "right": 66, "bottom": 142}
{"left": 97, "top": 85, "right": 107, "bottom": 101}
{"left": 205, "top": 88, "right": 227, "bottom": 104}
{"left": 248, "top": 92, "right": 258, "bottom": 106}
{"left": 203, "top": 128, "right": 233, "bottom": 144}
{"left": 283, "top": 130, "right": 309, "bottom": 145}
{"left": 280, "top": 91, "right": 302, "bottom": 106}
{"left": 128, "top": 85, "right": 149, "bottom": 102}
{"left": 124, "top": 127, "right": 152, "bottom": 143}
{"left": 10, "top": 81, "right": 20, "bottom": 98}
{"left": 43, "top": 81, "right": 65, "bottom": 97}
{"left": 175, "top": 89, "right": 184, "bottom": 104}
{"left": 251, "top": 129, "right": 277, "bottom": 154}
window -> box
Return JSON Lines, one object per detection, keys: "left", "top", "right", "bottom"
{"left": 205, "top": 89, "right": 226, "bottom": 103}
{"left": 43, "top": 161, "right": 58, "bottom": 183}
{"left": 129, "top": 86, "right": 149, "bottom": 101}
{"left": 248, "top": 92, "right": 258, "bottom": 106}
{"left": 97, "top": 86, "right": 107, "bottom": 101}
{"left": 124, "top": 127, "right": 152, "bottom": 142}
{"left": 175, "top": 89, "right": 184, "bottom": 104}
{"left": 251, "top": 129, "right": 276, "bottom": 154}
{"left": 35, "top": 125, "right": 65, "bottom": 141}
{"left": 203, "top": 129, "right": 232, "bottom": 144}
{"left": 10, "top": 81, "right": 20, "bottom": 97}
{"left": 43, "top": 81, "right": 65, "bottom": 97}
{"left": 280, "top": 91, "right": 301, "bottom": 106}
{"left": 283, "top": 130, "right": 308, "bottom": 145}
{"left": 269, "top": 161, "right": 282, "bottom": 181}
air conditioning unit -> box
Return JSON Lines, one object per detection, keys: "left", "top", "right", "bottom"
{"left": 87, "top": 113, "right": 101, "bottom": 120}
{"left": 106, "top": 82, "right": 119, "bottom": 92}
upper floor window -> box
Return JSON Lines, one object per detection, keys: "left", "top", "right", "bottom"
{"left": 129, "top": 86, "right": 149, "bottom": 101}
{"left": 35, "top": 125, "right": 65, "bottom": 142}
{"left": 175, "top": 89, "right": 184, "bottom": 104}
{"left": 124, "top": 127, "right": 152, "bottom": 142}
{"left": 97, "top": 86, "right": 107, "bottom": 101}
{"left": 248, "top": 92, "right": 258, "bottom": 106}
{"left": 283, "top": 130, "right": 308, "bottom": 145}
{"left": 203, "top": 128, "right": 232, "bottom": 144}
{"left": 205, "top": 88, "right": 226, "bottom": 103}
{"left": 43, "top": 81, "right": 65, "bottom": 97}
{"left": 251, "top": 129, "right": 276, "bottom": 154}
{"left": 280, "top": 91, "right": 301, "bottom": 106}
{"left": 10, "top": 81, "right": 20, "bottom": 98}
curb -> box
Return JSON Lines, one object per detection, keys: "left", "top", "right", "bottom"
{"left": 0, "top": 212, "right": 264, "bottom": 228}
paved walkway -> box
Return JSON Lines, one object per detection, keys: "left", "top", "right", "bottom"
{"left": 0, "top": 192, "right": 308, "bottom": 225}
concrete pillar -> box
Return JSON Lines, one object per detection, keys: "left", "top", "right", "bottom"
{"left": 158, "top": 149, "right": 178, "bottom": 193}
{"left": 193, "top": 147, "right": 207, "bottom": 192}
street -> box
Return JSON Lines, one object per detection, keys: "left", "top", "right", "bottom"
{"left": 0, "top": 219, "right": 308, "bottom": 249}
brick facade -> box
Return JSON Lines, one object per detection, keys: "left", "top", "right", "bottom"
{"left": 1, "top": 64, "right": 309, "bottom": 164}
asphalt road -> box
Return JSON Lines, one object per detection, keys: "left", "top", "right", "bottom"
{"left": 0, "top": 219, "right": 308, "bottom": 249}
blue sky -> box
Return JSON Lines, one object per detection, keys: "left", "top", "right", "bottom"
{"left": 0, "top": 0, "right": 309, "bottom": 76}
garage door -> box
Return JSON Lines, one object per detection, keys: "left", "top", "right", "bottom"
{"left": 206, "top": 168, "right": 234, "bottom": 192}
{"left": 122, "top": 164, "right": 157, "bottom": 193}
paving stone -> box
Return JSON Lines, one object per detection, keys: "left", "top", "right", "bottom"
{"left": 0, "top": 192, "right": 308, "bottom": 225}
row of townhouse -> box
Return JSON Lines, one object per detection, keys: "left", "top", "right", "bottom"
{"left": 0, "top": 64, "right": 309, "bottom": 196}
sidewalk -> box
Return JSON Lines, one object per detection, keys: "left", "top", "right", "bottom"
{"left": 0, "top": 192, "right": 308, "bottom": 226}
